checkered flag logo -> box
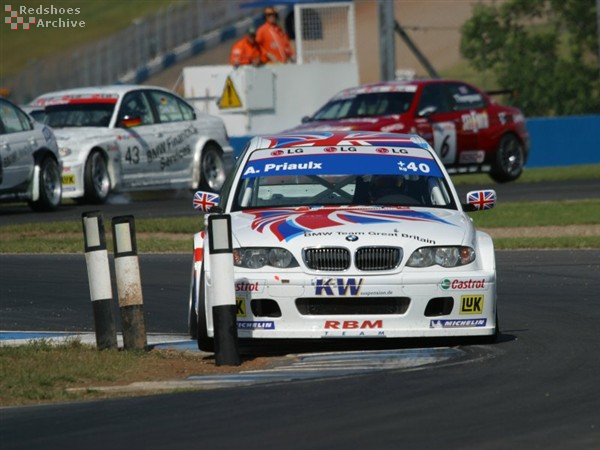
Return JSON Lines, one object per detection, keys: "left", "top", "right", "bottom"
{"left": 5, "top": 5, "right": 36, "bottom": 30}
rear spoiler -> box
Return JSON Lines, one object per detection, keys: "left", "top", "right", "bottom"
{"left": 486, "top": 89, "right": 516, "bottom": 98}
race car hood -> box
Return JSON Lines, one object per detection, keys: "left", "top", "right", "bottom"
{"left": 230, "top": 206, "right": 473, "bottom": 250}
{"left": 52, "top": 127, "right": 116, "bottom": 145}
{"left": 285, "top": 115, "right": 407, "bottom": 134}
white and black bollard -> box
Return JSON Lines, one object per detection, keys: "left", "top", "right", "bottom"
{"left": 111, "top": 215, "right": 147, "bottom": 351}
{"left": 82, "top": 211, "right": 117, "bottom": 351}
{"left": 208, "top": 214, "right": 240, "bottom": 366}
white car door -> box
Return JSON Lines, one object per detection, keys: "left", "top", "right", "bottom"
{"left": 146, "top": 90, "right": 197, "bottom": 185}
{"left": 0, "top": 99, "right": 35, "bottom": 191}
{"left": 115, "top": 90, "right": 167, "bottom": 189}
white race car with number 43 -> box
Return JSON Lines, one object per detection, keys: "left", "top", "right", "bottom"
{"left": 189, "top": 131, "right": 498, "bottom": 352}
{"left": 30, "top": 85, "right": 233, "bottom": 203}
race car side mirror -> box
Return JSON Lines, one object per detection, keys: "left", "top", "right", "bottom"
{"left": 301, "top": 115, "right": 312, "bottom": 123}
{"left": 118, "top": 115, "right": 142, "bottom": 128}
{"left": 192, "top": 191, "right": 221, "bottom": 214}
{"left": 417, "top": 105, "right": 437, "bottom": 118}
{"left": 462, "top": 189, "right": 496, "bottom": 211}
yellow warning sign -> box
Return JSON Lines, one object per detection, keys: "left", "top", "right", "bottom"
{"left": 219, "top": 76, "right": 242, "bottom": 109}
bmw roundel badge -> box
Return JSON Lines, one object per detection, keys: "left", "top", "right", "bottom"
{"left": 345, "top": 235, "right": 359, "bottom": 242}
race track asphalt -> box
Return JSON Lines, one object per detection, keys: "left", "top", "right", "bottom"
{"left": 0, "top": 250, "right": 599, "bottom": 449}
{"left": 1, "top": 179, "right": 599, "bottom": 449}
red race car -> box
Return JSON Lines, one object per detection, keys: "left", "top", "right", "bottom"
{"left": 286, "top": 79, "right": 529, "bottom": 182}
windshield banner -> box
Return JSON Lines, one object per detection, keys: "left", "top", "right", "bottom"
{"left": 242, "top": 153, "right": 441, "bottom": 178}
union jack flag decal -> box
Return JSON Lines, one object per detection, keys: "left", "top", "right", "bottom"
{"left": 467, "top": 190, "right": 496, "bottom": 210}
{"left": 193, "top": 191, "right": 219, "bottom": 212}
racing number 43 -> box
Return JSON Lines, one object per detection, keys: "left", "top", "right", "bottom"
{"left": 125, "top": 146, "right": 140, "bottom": 164}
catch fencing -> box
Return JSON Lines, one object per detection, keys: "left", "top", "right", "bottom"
{"left": 5, "top": 1, "right": 261, "bottom": 104}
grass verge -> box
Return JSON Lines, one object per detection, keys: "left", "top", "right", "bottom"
{"left": 1, "top": 199, "right": 599, "bottom": 252}
{"left": 0, "top": 338, "right": 265, "bottom": 407}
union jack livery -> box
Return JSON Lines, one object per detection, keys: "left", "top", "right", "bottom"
{"left": 189, "top": 131, "right": 499, "bottom": 351}
{"left": 467, "top": 189, "right": 497, "bottom": 210}
{"left": 193, "top": 191, "right": 219, "bottom": 212}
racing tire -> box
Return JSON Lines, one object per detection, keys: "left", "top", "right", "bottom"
{"left": 489, "top": 134, "right": 525, "bottom": 183}
{"left": 83, "top": 150, "right": 111, "bottom": 204}
{"left": 198, "top": 143, "right": 226, "bottom": 192}
{"left": 188, "top": 265, "right": 198, "bottom": 339}
{"left": 196, "top": 267, "right": 215, "bottom": 353}
{"left": 29, "top": 156, "right": 62, "bottom": 212}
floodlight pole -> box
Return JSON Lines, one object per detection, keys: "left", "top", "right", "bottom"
{"left": 379, "top": 0, "right": 396, "bottom": 81}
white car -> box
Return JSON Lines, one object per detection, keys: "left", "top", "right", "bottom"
{"left": 189, "top": 131, "right": 499, "bottom": 352}
{"left": 0, "top": 97, "right": 62, "bottom": 211}
{"left": 30, "top": 85, "right": 234, "bottom": 203}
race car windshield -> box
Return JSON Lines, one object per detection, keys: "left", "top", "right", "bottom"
{"left": 43, "top": 103, "right": 115, "bottom": 128}
{"left": 311, "top": 92, "right": 415, "bottom": 120}
{"left": 232, "top": 149, "right": 457, "bottom": 211}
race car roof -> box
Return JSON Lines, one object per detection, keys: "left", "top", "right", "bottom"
{"left": 30, "top": 85, "right": 173, "bottom": 106}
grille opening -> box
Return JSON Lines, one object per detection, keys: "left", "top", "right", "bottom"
{"left": 424, "top": 297, "right": 454, "bottom": 316}
{"left": 355, "top": 246, "right": 402, "bottom": 271}
{"left": 251, "top": 299, "right": 282, "bottom": 317}
{"left": 304, "top": 247, "right": 350, "bottom": 271}
{"left": 296, "top": 297, "right": 410, "bottom": 315}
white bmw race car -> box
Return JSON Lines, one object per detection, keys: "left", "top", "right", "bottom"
{"left": 189, "top": 131, "right": 498, "bottom": 352}
{"left": 30, "top": 85, "right": 234, "bottom": 203}
{"left": 0, "top": 96, "right": 62, "bottom": 211}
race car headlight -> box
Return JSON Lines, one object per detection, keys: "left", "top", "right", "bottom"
{"left": 59, "top": 146, "right": 72, "bottom": 157}
{"left": 233, "top": 247, "right": 299, "bottom": 269}
{"left": 406, "top": 246, "right": 475, "bottom": 268}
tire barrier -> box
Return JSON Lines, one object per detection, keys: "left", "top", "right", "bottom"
{"left": 207, "top": 214, "right": 240, "bottom": 366}
{"left": 81, "top": 211, "right": 118, "bottom": 350}
{"left": 111, "top": 215, "right": 147, "bottom": 351}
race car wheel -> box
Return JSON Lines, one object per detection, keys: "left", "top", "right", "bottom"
{"left": 188, "top": 265, "right": 198, "bottom": 339}
{"left": 29, "top": 156, "right": 62, "bottom": 212}
{"left": 197, "top": 267, "right": 215, "bottom": 352}
{"left": 489, "top": 134, "right": 524, "bottom": 183}
{"left": 198, "top": 143, "right": 226, "bottom": 192}
{"left": 83, "top": 150, "right": 110, "bottom": 204}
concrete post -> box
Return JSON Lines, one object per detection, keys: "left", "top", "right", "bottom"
{"left": 111, "top": 215, "right": 147, "bottom": 351}
{"left": 208, "top": 214, "right": 240, "bottom": 366}
{"left": 82, "top": 211, "right": 117, "bottom": 351}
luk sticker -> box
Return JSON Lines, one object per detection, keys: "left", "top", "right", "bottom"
{"left": 236, "top": 297, "right": 246, "bottom": 317}
{"left": 460, "top": 295, "right": 484, "bottom": 314}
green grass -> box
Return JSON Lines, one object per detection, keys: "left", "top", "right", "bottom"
{"left": 0, "top": 339, "right": 210, "bottom": 406}
{"left": 450, "top": 164, "right": 600, "bottom": 185}
{"left": 467, "top": 199, "right": 600, "bottom": 228}
{"left": 493, "top": 236, "right": 600, "bottom": 249}
{"left": 1, "top": 165, "right": 599, "bottom": 252}
{"left": 0, "top": 0, "right": 175, "bottom": 79}
{"left": 1, "top": 199, "right": 598, "bottom": 252}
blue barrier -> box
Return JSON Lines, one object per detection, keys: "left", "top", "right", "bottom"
{"left": 526, "top": 115, "right": 600, "bottom": 168}
{"left": 229, "top": 115, "right": 600, "bottom": 168}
